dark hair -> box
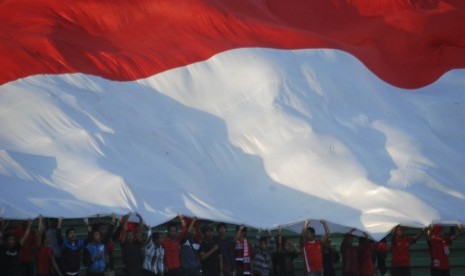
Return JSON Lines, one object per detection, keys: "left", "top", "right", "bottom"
{"left": 235, "top": 225, "right": 248, "bottom": 234}
{"left": 259, "top": 236, "right": 268, "bottom": 243}
{"left": 151, "top": 232, "right": 161, "bottom": 242}
{"left": 307, "top": 226, "right": 315, "bottom": 235}
{"left": 167, "top": 222, "right": 177, "bottom": 231}
{"left": 216, "top": 222, "right": 227, "bottom": 232}
{"left": 65, "top": 227, "right": 75, "bottom": 236}
{"left": 201, "top": 225, "right": 212, "bottom": 235}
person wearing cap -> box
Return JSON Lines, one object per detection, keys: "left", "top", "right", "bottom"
{"left": 426, "top": 224, "right": 462, "bottom": 276}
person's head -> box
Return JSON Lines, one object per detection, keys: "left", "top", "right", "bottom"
{"left": 188, "top": 224, "right": 197, "bottom": 238}
{"left": 395, "top": 226, "right": 404, "bottom": 237}
{"left": 432, "top": 225, "right": 444, "bottom": 237}
{"left": 40, "top": 231, "right": 50, "bottom": 246}
{"left": 167, "top": 222, "right": 178, "bottom": 239}
{"left": 217, "top": 223, "right": 227, "bottom": 237}
{"left": 344, "top": 233, "right": 353, "bottom": 243}
{"left": 98, "top": 223, "right": 109, "bottom": 236}
{"left": 49, "top": 218, "right": 58, "bottom": 229}
{"left": 235, "top": 225, "right": 247, "bottom": 239}
{"left": 151, "top": 232, "right": 162, "bottom": 246}
{"left": 322, "top": 239, "right": 332, "bottom": 249}
{"left": 3, "top": 233, "right": 16, "bottom": 248}
{"left": 66, "top": 228, "right": 76, "bottom": 241}
{"left": 304, "top": 226, "right": 316, "bottom": 241}
{"left": 259, "top": 236, "right": 268, "bottom": 251}
{"left": 91, "top": 230, "right": 101, "bottom": 243}
{"left": 202, "top": 225, "right": 213, "bottom": 240}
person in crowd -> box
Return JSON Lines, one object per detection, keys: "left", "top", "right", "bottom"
{"left": 120, "top": 214, "right": 144, "bottom": 276}
{"left": 215, "top": 222, "right": 235, "bottom": 276}
{"left": 374, "top": 238, "right": 387, "bottom": 276}
{"left": 427, "top": 224, "right": 462, "bottom": 276}
{"left": 321, "top": 239, "right": 339, "bottom": 276}
{"left": 273, "top": 228, "right": 299, "bottom": 276}
{"left": 83, "top": 229, "right": 107, "bottom": 276}
{"left": 92, "top": 214, "right": 116, "bottom": 276}
{"left": 12, "top": 219, "right": 36, "bottom": 276}
{"left": 340, "top": 229, "right": 358, "bottom": 276}
{"left": 164, "top": 214, "right": 187, "bottom": 276}
{"left": 357, "top": 235, "right": 375, "bottom": 276}
{"left": 37, "top": 216, "right": 63, "bottom": 276}
{"left": 199, "top": 225, "right": 220, "bottom": 276}
{"left": 300, "top": 219, "right": 330, "bottom": 276}
{"left": 235, "top": 225, "right": 253, "bottom": 275}
{"left": 58, "top": 217, "right": 91, "bottom": 276}
{"left": 253, "top": 236, "right": 273, "bottom": 276}
{"left": 180, "top": 218, "right": 200, "bottom": 276}
{"left": 391, "top": 225, "right": 425, "bottom": 276}
{"left": 46, "top": 218, "right": 63, "bottom": 275}
{"left": 143, "top": 232, "right": 165, "bottom": 276}
{"left": 0, "top": 219, "right": 33, "bottom": 275}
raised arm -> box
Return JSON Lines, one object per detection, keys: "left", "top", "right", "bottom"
{"left": 135, "top": 213, "right": 145, "bottom": 242}
{"left": 56, "top": 217, "right": 64, "bottom": 246}
{"left": 276, "top": 227, "right": 282, "bottom": 252}
{"left": 37, "top": 216, "right": 45, "bottom": 247}
{"left": 19, "top": 219, "right": 33, "bottom": 246}
{"left": 235, "top": 225, "right": 245, "bottom": 242}
{"left": 120, "top": 215, "right": 129, "bottom": 243}
{"left": 413, "top": 227, "right": 426, "bottom": 242}
{"left": 301, "top": 219, "right": 309, "bottom": 240}
{"left": 320, "top": 219, "right": 330, "bottom": 243}
{"left": 450, "top": 224, "right": 462, "bottom": 241}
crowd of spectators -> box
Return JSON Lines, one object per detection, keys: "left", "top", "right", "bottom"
{"left": 0, "top": 215, "right": 462, "bottom": 276}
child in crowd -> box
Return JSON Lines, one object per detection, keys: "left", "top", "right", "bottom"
{"left": 253, "top": 236, "right": 273, "bottom": 276}
{"left": 120, "top": 214, "right": 144, "bottom": 276}
{"left": 273, "top": 228, "right": 300, "bottom": 276}
{"left": 58, "top": 217, "right": 91, "bottom": 276}
{"left": 83, "top": 229, "right": 107, "bottom": 276}
{"left": 199, "top": 225, "right": 220, "bottom": 276}
{"left": 215, "top": 223, "right": 235, "bottom": 276}
{"left": 374, "top": 238, "right": 387, "bottom": 276}
{"left": 321, "top": 239, "right": 339, "bottom": 276}
{"left": 163, "top": 214, "right": 187, "bottom": 276}
{"left": 357, "top": 236, "right": 374, "bottom": 276}
{"left": 37, "top": 216, "right": 63, "bottom": 276}
{"left": 301, "top": 219, "right": 330, "bottom": 276}
{"left": 180, "top": 218, "right": 200, "bottom": 276}
{"left": 143, "top": 232, "right": 165, "bottom": 275}
{"left": 427, "top": 224, "right": 462, "bottom": 276}
{"left": 235, "top": 225, "right": 253, "bottom": 275}
{"left": 12, "top": 219, "right": 36, "bottom": 276}
{"left": 391, "top": 225, "right": 425, "bottom": 276}
{"left": 0, "top": 219, "right": 32, "bottom": 275}
{"left": 340, "top": 229, "right": 358, "bottom": 276}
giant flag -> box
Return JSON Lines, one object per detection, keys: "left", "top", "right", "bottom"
{"left": 1, "top": 0, "right": 465, "bottom": 238}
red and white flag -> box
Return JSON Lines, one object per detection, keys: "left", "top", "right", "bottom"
{"left": 1, "top": 0, "right": 464, "bottom": 238}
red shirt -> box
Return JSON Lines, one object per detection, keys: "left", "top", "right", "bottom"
{"left": 391, "top": 236, "right": 414, "bottom": 267}
{"left": 302, "top": 240, "right": 323, "bottom": 273}
{"left": 163, "top": 225, "right": 187, "bottom": 270}
{"left": 358, "top": 242, "right": 375, "bottom": 276}
{"left": 36, "top": 246, "right": 54, "bottom": 275}
{"left": 340, "top": 236, "right": 358, "bottom": 275}
{"left": 12, "top": 227, "right": 35, "bottom": 263}
{"left": 428, "top": 236, "right": 452, "bottom": 270}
